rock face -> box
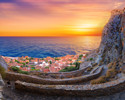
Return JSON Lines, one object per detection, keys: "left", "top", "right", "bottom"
{"left": 0, "top": 56, "right": 9, "bottom": 70}
{"left": 97, "top": 8, "right": 125, "bottom": 64}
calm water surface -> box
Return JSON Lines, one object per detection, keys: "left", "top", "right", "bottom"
{"left": 0, "top": 36, "right": 101, "bottom": 58}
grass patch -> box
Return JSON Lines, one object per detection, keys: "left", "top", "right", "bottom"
{"left": 91, "top": 76, "right": 106, "bottom": 84}
{"left": 91, "top": 66, "right": 119, "bottom": 84}
{"left": 90, "top": 58, "right": 93, "bottom": 61}
{"left": 11, "top": 66, "right": 29, "bottom": 75}
{"left": 78, "top": 54, "right": 83, "bottom": 60}
{"left": 0, "top": 65, "right": 6, "bottom": 79}
{"left": 86, "top": 58, "right": 94, "bottom": 62}
{"left": 87, "top": 67, "right": 93, "bottom": 72}
{"left": 59, "top": 66, "right": 79, "bottom": 72}
{"left": 45, "top": 66, "right": 49, "bottom": 69}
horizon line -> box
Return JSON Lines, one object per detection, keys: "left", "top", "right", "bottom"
{"left": 0, "top": 35, "right": 102, "bottom": 37}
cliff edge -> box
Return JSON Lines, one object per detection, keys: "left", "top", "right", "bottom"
{"left": 97, "top": 8, "right": 125, "bottom": 64}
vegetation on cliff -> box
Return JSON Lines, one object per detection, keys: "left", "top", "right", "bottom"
{"left": 0, "top": 65, "right": 6, "bottom": 78}
{"left": 10, "top": 66, "right": 29, "bottom": 75}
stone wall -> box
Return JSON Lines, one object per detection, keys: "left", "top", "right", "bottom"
{"left": 0, "top": 56, "right": 9, "bottom": 70}
{"left": 30, "top": 66, "right": 89, "bottom": 79}
{"left": 15, "top": 76, "right": 125, "bottom": 97}
{"left": 5, "top": 67, "right": 103, "bottom": 85}
{"left": 0, "top": 74, "right": 4, "bottom": 99}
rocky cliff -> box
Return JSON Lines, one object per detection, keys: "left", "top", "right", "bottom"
{"left": 0, "top": 56, "right": 9, "bottom": 70}
{"left": 97, "top": 8, "right": 125, "bottom": 64}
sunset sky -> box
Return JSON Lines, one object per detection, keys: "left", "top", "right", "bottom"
{"left": 0, "top": 0, "right": 125, "bottom": 36}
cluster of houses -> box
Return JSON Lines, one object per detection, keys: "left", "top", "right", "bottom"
{"left": 2, "top": 54, "right": 86, "bottom": 73}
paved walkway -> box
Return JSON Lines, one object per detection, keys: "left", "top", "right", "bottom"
{"left": 2, "top": 86, "right": 125, "bottom": 100}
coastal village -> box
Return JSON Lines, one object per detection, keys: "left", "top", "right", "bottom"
{"left": 2, "top": 54, "right": 86, "bottom": 73}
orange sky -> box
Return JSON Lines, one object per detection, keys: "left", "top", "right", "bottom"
{"left": 0, "top": 0, "right": 125, "bottom": 36}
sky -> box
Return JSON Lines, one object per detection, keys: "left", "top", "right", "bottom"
{"left": 0, "top": 0, "right": 125, "bottom": 36}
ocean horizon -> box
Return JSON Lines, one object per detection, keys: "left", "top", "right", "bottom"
{"left": 0, "top": 36, "right": 101, "bottom": 58}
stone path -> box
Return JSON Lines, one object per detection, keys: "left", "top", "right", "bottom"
{"left": 2, "top": 86, "right": 125, "bottom": 100}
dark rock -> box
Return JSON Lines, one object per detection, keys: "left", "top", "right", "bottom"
{"left": 97, "top": 8, "right": 125, "bottom": 64}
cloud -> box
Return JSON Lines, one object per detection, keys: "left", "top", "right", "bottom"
{"left": 0, "top": 0, "right": 124, "bottom": 17}
{"left": 0, "top": 0, "right": 125, "bottom": 36}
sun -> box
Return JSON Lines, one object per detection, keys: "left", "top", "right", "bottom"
{"left": 72, "top": 23, "right": 98, "bottom": 32}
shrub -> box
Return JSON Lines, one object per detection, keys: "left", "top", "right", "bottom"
{"left": 15, "top": 60, "right": 20, "bottom": 63}
{"left": 78, "top": 54, "right": 83, "bottom": 60}
{"left": 91, "top": 76, "right": 106, "bottom": 84}
{"left": 90, "top": 58, "right": 93, "bottom": 61}
{"left": 11, "top": 66, "right": 29, "bottom": 75}
{"left": 22, "top": 63, "right": 26, "bottom": 66}
{"left": 31, "top": 67, "right": 35, "bottom": 69}
{"left": 49, "top": 61, "right": 52, "bottom": 64}
{"left": 19, "top": 70, "right": 29, "bottom": 75}
{"left": 55, "top": 57, "right": 60, "bottom": 60}
{"left": 26, "top": 58, "right": 29, "bottom": 60}
{"left": 45, "top": 66, "right": 49, "bottom": 69}
{"left": 0, "top": 65, "right": 6, "bottom": 79}
{"left": 11, "top": 66, "right": 20, "bottom": 72}
{"left": 73, "top": 62, "right": 80, "bottom": 68}
{"left": 59, "top": 66, "right": 79, "bottom": 72}
{"left": 31, "top": 68, "right": 40, "bottom": 71}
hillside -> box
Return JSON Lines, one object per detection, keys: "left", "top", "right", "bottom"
{"left": 96, "top": 8, "right": 125, "bottom": 64}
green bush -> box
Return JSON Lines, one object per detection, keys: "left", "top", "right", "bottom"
{"left": 73, "top": 62, "right": 80, "bottom": 68}
{"left": 59, "top": 66, "right": 79, "bottom": 72}
{"left": 55, "top": 57, "right": 60, "bottom": 60}
{"left": 31, "top": 67, "right": 35, "bottom": 69}
{"left": 11, "top": 66, "right": 29, "bottom": 75}
{"left": 19, "top": 70, "right": 29, "bottom": 75}
{"left": 15, "top": 60, "right": 20, "bottom": 63}
{"left": 31, "top": 65, "right": 35, "bottom": 67}
{"left": 22, "top": 63, "right": 26, "bottom": 66}
{"left": 11, "top": 66, "right": 20, "bottom": 72}
{"left": 45, "top": 66, "right": 49, "bottom": 69}
{"left": 49, "top": 61, "right": 52, "bottom": 64}
{"left": 78, "top": 54, "right": 83, "bottom": 60}
{"left": 31, "top": 69, "right": 40, "bottom": 71}
{"left": 90, "top": 58, "right": 93, "bottom": 61}
{"left": 0, "top": 65, "right": 6, "bottom": 79}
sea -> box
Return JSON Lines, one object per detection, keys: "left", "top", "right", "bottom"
{"left": 0, "top": 36, "right": 101, "bottom": 58}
